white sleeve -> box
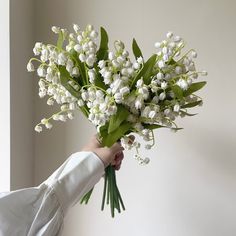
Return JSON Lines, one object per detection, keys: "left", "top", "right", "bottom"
{"left": 0, "top": 151, "right": 105, "bottom": 236}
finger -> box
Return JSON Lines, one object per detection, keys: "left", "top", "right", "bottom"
{"left": 114, "top": 151, "right": 124, "bottom": 162}
{"left": 110, "top": 142, "right": 124, "bottom": 155}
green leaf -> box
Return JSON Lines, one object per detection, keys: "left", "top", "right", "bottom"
{"left": 181, "top": 100, "right": 202, "bottom": 108}
{"left": 143, "top": 124, "right": 166, "bottom": 130}
{"left": 58, "top": 66, "right": 80, "bottom": 99}
{"left": 132, "top": 38, "right": 143, "bottom": 59}
{"left": 143, "top": 123, "right": 182, "bottom": 131}
{"left": 108, "top": 105, "right": 130, "bottom": 134}
{"left": 102, "top": 122, "right": 132, "bottom": 147}
{"left": 131, "top": 54, "right": 157, "bottom": 88}
{"left": 94, "top": 65, "right": 108, "bottom": 90}
{"left": 71, "top": 50, "right": 88, "bottom": 85}
{"left": 57, "top": 31, "right": 64, "bottom": 49}
{"left": 97, "top": 27, "right": 109, "bottom": 61}
{"left": 180, "top": 110, "right": 197, "bottom": 116}
{"left": 172, "top": 85, "right": 183, "bottom": 99}
{"left": 58, "top": 66, "right": 89, "bottom": 117}
{"left": 184, "top": 81, "right": 207, "bottom": 97}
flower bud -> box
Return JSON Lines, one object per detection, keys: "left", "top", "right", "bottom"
{"left": 27, "top": 61, "right": 34, "bottom": 72}
{"left": 35, "top": 125, "right": 42, "bottom": 133}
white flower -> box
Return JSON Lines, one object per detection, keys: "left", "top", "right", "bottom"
{"left": 77, "top": 99, "right": 84, "bottom": 107}
{"left": 35, "top": 125, "right": 42, "bottom": 133}
{"left": 177, "top": 79, "right": 188, "bottom": 90}
{"left": 159, "top": 92, "right": 166, "bottom": 100}
{"left": 114, "top": 93, "right": 122, "bottom": 103}
{"left": 120, "top": 86, "right": 130, "bottom": 96}
{"left": 69, "top": 103, "right": 76, "bottom": 110}
{"left": 33, "top": 42, "right": 42, "bottom": 55}
{"left": 27, "top": 61, "right": 34, "bottom": 72}
{"left": 73, "top": 24, "right": 80, "bottom": 32}
{"left": 37, "top": 67, "right": 46, "bottom": 77}
{"left": 45, "top": 122, "right": 53, "bottom": 129}
{"left": 148, "top": 110, "right": 156, "bottom": 119}
{"left": 138, "top": 87, "right": 149, "bottom": 100}
{"left": 166, "top": 31, "right": 173, "bottom": 39}
{"left": 191, "top": 50, "right": 197, "bottom": 58}
{"left": 158, "top": 60, "right": 165, "bottom": 68}
{"left": 145, "top": 144, "right": 152, "bottom": 150}
{"left": 152, "top": 96, "right": 159, "bottom": 103}
{"left": 156, "top": 72, "right": 164, "bottom": 80}
{"left": 81, "top": 91, "right": 89, "bottom": 101}
{"left": 108, "top": 52, "right": 115, "bottom": 60}
{"left": 41, "top": 118, "right": 47, "bottom": 125}
{"left": 51, "top": 26, "right": 60, "bottom": 34}
{"left": 162, "top": 47, "right": 168, "bottom": 54}
{"left": 88, "top": 69, "right": 96, "bottom": 83}
{"left": 137, "top": 57, "right": 143, "bottom": 64}
{"left": 86, "top": 55, "right": 96, "bottom": 67}
{"left": 96, "top": 90, "right": 104, "bottom": 98}
{"left": 90, "top": 30, "right": 98, "bottom": 39}
{"left": 58, "top": 53, "right": 67, "bottom": 65}
{"left": 67, "top": 112, "right": 74, "bottom": 119}
{"left": 79, "top": 53, "right": 86, "bottom": 62}
{"left": 161, "top": 81, "right": 168, "bottom": 90}
{"left": 154, "top": 42, "right": 161, "bottom": 48}
{"left": 135, "top": 96, "right": 143, "bottom": 109}
{"left": 173, "top": 35, "right": 182, "bottom": 42}
{"left": 175, "top": 66, "right": 182, "bottom": 74}
{"left": 136, "top": 79, "right": 144, "bottom": 88}
{"left": 59, "top": 115, "right": 67, "bottom": 122}
{"left": 41, "top": 48, "right": 49, "bottom": 62}
{"left": 52, "top": 114, "right": 60, "bottom": 120}
{"left": 47, "top": 98, "right": 54, "bottom": 106}
{"left": 98, "top": 60, "right": 106, "bottom": 69}
{"left": 72, "top": 67, "right": 80, "bottom": 76}
{"left": 187, "top": 78, "right": 192, "bottom": 85}
{"left": 74, "top": 44, "right": 82, "bottom": 52}
{"left": 173, "top": 104, "right": 180, "bottom": 112}
{"left": 201, "top": 70, "right": 208, "bottom": 76}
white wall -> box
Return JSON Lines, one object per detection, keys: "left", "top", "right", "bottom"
{"left": 0, "top": 0, "right": 10, "bottom": 192}
{"left": 33, "top": 0, "right": 236, "bottom": 236}
{"left": 10, "top": 0, "right": 35, "bottom": 190}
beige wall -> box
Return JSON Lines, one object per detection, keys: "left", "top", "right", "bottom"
{"left": 10, "top": 0, "right": 35, "bottom": 189}
{"left": 31, "top": 0, "right": 236, "bottom": 235}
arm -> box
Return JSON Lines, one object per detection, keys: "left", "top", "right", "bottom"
{"left": 0, "top": 135, "right": 131, "bottom": 236}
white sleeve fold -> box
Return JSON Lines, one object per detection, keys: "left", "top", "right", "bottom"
{"left": 0, "top": 151, "right": 105, "bottom": 236}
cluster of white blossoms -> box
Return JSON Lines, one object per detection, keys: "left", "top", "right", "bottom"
{"left": 28, "top": 24, "right": 207, "bottom": 165}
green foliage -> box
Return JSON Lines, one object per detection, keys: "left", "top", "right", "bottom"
{"left": 131, "top": 54, "right": 157, "bottom": 88}
{"left": 184, "top": 81, "right": 207, "bottom": 97}
{"left": 108, "top": 105, "right": 130, "bottom": 134}
{"left": 172, "top": 85, "right": 183, "bottom": 99}
{"left": 58, "top": 66, "right": 89, "bottom": 117}
{"left": 58, "top": 66, "right": 80, "bottom": 98}
{"left": 180, "top": 110, "right": 197, "bottom": 116}
{"left": 96, "top": 27, "right": 109, "bottom": 61}
{"left": 132, "top": 38, "right": 143, "bottom": 59}
{"left": 94, "top": 65, "right": 108, "bottom": 90}
{"left": 71, "top": 50, "right": 88, "bottom": 85}
{"left": 143, "top": 123, "right": 183, "bottom": 131}
{"left": 102, "top": 122, "right": 132, "bottom": 147}
{"left": 181, "top": 100, "right": 202, "bottom": 108}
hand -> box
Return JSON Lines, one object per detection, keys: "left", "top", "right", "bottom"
{"left": 82, "top": 134, "right": 135, "bottom": 169}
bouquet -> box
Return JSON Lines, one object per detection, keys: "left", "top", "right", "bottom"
{"left": 27, "top": 24, "right": 207, "bottom": 217}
